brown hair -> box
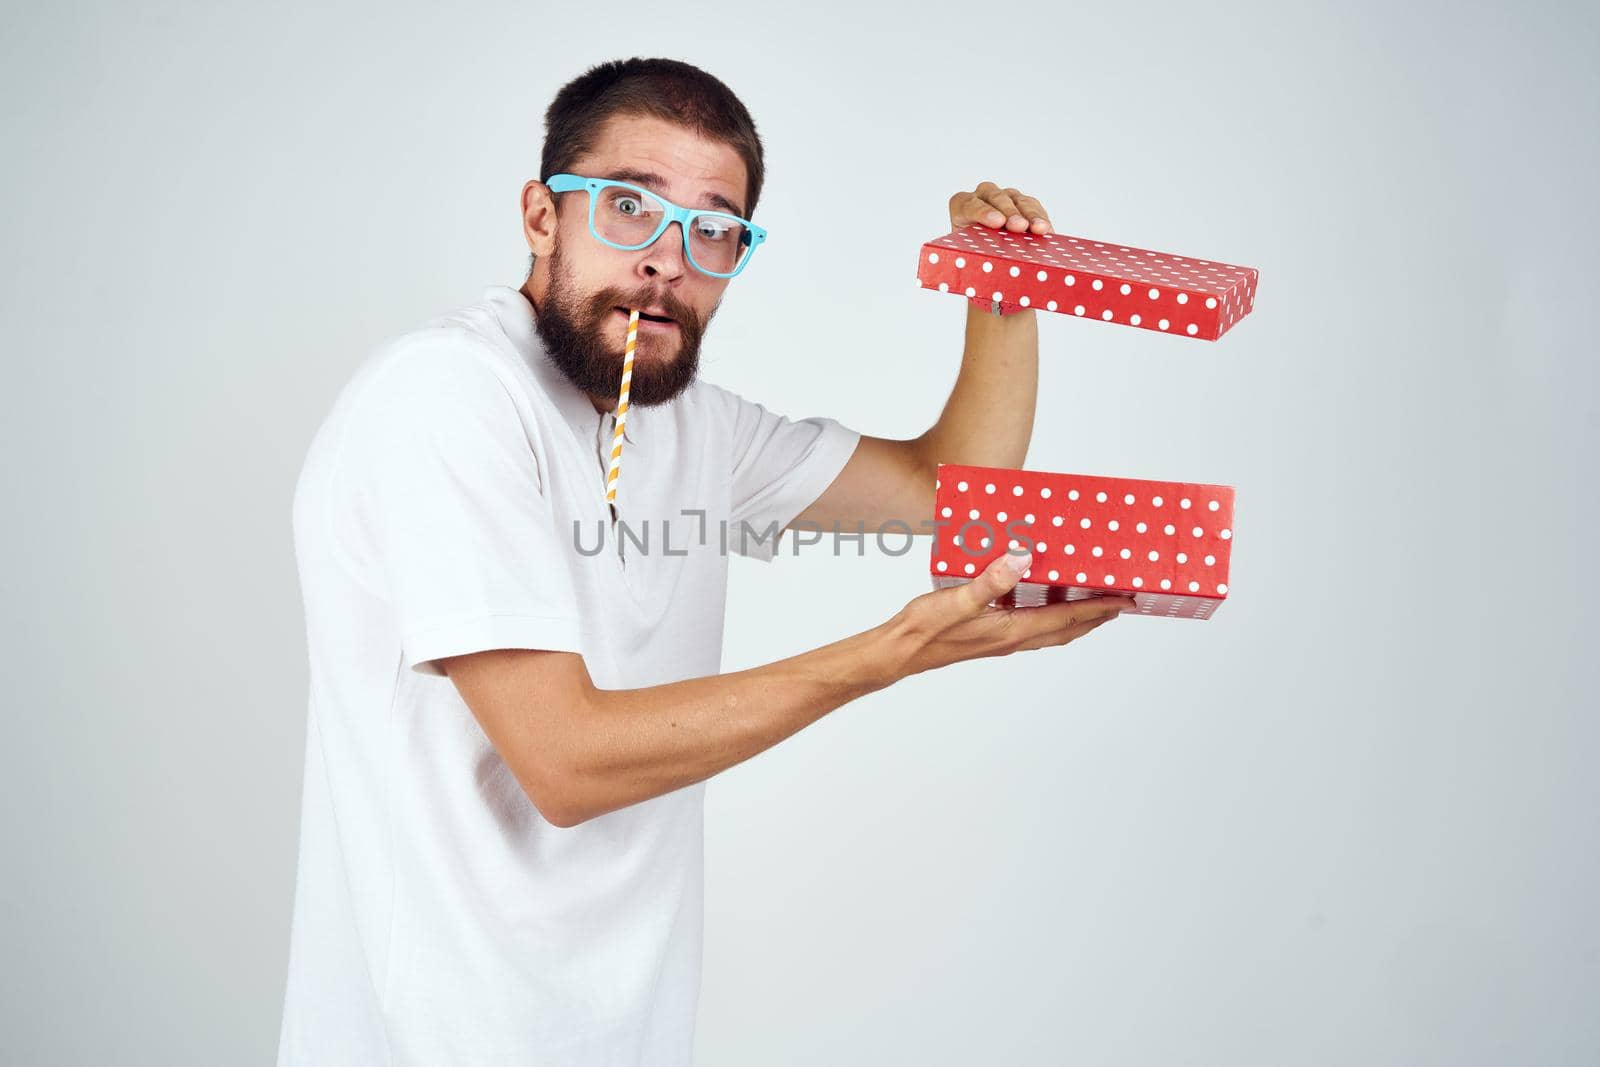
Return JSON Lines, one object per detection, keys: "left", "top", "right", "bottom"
{"left": 539, "top": 57, "right": 765, "bottom": 221}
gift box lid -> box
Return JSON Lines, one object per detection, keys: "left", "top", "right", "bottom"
{"left": 916, "top": 224, "right": 1259, "bottom": 340}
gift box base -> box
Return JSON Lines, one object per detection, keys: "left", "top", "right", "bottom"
{"left": 931, "top": 576, "right": 1223, "bottom": 620}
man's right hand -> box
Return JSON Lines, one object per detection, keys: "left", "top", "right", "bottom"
{"left": 879, "top": 550, "right": 1137, "bottom": 682}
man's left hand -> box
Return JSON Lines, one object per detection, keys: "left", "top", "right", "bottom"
{"left": 949, "top": 181, "right": 1053, "bottom": 235}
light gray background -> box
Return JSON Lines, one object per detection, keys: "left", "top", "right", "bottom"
{"left": 3, "top": 1, "right": 1595, "bottom": 1063}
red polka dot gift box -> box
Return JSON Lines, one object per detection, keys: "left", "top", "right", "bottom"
{"left": 916, "top": 224, "right": 1259, "bottom": 340}
{"left": 931, "top": 463, "right": 1236, "bottom": 620}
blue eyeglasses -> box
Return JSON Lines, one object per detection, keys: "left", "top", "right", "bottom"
{"left": 544, "top": 173, "right": 767, "bottom": 279}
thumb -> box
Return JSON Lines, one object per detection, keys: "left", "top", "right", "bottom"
{"left": 958, "top": 549, "right": 1031, "bottom": 614}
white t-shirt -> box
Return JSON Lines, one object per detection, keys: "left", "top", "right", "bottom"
{"left": 278, "top": 285, "right": 860, "bottom": 1066}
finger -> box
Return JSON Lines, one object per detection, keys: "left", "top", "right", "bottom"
{"left": 978, "top": 182, "right": 1025, "bottom": 229}
{"left": 1008, "top": 191, "right": 1053, "bottom": 234}
{"left": 992, "top": 187, "right": 1036, "bottom": 232}
{"left": 1011, "top": 612, "right": 1117, "bottom": 652}
{"left": 954, "top": 549, "right": 1032, "bottom": 616}
{"left": 1003, "top": 594, "right": 1135, "bottom": 643}
{"left": 951, "top": 188, "right": 1009, "bottom": 229}
{"left": 1010, "top": 599, "right": 1135, "bottom": 652}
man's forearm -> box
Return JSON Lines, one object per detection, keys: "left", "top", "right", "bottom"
{"left": 552, "top": 620, "right": 902, "bottom": 827}
{"left": 915, "top": 302, "right": 1040, "bottom": 471}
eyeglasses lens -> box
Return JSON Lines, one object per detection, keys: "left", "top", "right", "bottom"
{"left": 595, "top": 185, "right": 752, "bottom": 275}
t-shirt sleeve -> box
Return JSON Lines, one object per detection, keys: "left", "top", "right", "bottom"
{"left": 711, "top": 382, "right": 861, "bottom": 562}
{"left": 332, "top": 340, "right": 585, "bottom": 675}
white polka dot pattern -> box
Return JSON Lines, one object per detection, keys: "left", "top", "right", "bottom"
{"left": 929, "top": 462, "right": 1237, "bottom": 620}
{"left": 916, "top": 224, "right": 1259, "bottom": 341}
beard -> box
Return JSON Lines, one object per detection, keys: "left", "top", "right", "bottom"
{"left": 530, "top": 238, "right": 714, "bottom": 408}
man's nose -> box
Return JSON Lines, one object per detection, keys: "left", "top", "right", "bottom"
{"left": 638, "top": 220, "right": 689, "bottom": 280}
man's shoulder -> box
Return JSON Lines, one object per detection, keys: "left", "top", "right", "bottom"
{"left": 679, "top": 376, "right": 745, "bottom": 421}
{"left": 339, "top": 309, "right": 536, "bottom": 433}
{"left": 297, "top": 308, "right": 533, "bottom": 487}
{"left": 360, "top": 328, "right": 508, "bottom": 407}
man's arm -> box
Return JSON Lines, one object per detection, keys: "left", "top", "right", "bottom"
{"left": 440, "top": 550, "right": 1132, "bottom": 829}
{"left": 790, "top": 302, "right": 1039, "bottom": 534}
{"left": 441, "top": 626, "right": 891, "bottom": 828}
{"left": 789, "top": 182, "right": 1050, "bottom": 535}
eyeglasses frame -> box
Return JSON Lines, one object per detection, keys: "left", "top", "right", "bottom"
{"left": 543, "top": 172, "right": 767, "bottom": 279}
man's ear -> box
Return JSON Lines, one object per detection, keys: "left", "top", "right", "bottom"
{"left": 521, "top": 180, "right": 558, "bottom": 259}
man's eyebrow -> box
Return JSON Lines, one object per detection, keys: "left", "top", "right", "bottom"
{"left": 602, "top": 167, "right": 746, "bottom": 218}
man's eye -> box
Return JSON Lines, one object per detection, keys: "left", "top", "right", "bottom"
{"left": 695, "top": 221, "right": 730, "bottom": 241}
{"left": 616, "top": 197, "right": 642, "bottom": 216}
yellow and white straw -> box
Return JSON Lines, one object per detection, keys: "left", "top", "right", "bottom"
{"left": 604, "top": 308, "right": 638, "bottom": 511}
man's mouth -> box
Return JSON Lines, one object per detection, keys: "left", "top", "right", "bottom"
{"left": 616, "top": 306, "right": 679, "bottom": 329}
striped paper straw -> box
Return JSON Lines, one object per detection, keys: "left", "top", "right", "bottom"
{"left": 604, "top": 308, "right": 638, "bottom": 510}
